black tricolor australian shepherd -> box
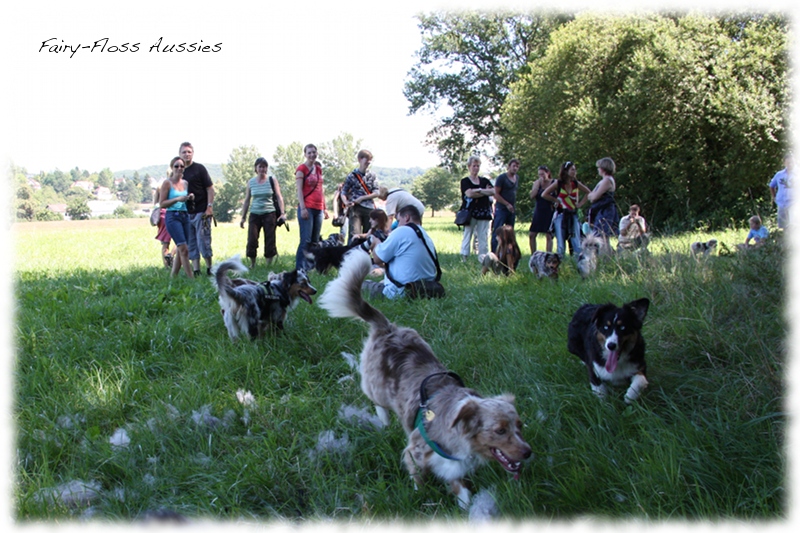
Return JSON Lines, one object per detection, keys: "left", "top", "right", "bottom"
{"left": 304, "top": 235, "right": 370, "bottom": 274}
{"left": 211, "top": 256, "right": 316, "bottom": 340}
{"left": 567, "top": 298, "right": 650, "bottom": 403}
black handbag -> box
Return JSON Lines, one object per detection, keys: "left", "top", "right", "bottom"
{"left": 454, "top": 208, "right": 471, "bottom": 226}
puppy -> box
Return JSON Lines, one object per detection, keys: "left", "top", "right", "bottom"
{"left": 567, "top": 298, "right": 650, "bottom": 403}
{"left": 305, "top": 236, "right": 370, "bottom": 274}
{"left": 528, "top": 251, "right": 560, "bottom": 280}
{"left": 576, "top": 233, "right": 604, "bottom": 279}
{"left": 319, "top": 250, "right": 531, "bottom": 510}
{"left": 211, "top": 256, "right": 316, "bottom": 339}
{"left": 691, "top": 239, "right": 718, "bottom": 257}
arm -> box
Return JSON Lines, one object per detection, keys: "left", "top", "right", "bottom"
{"left": 541, "top": 182, "right": 559, "bottom": 203}
{"left": 205, "top": 185, "right": 215, "bottom": 216}
{"left": 529, "top": 179, "right": 541, "bottom": 200}
{"left": 587, "top": 177, "right": 611, "bottom": 202}
{"left": 272, "top": 179, "right": 285, "bottom": 221}
{"left": 575, "top": 180, "right": 591, "bottom": 209}
{"left": 296, "top": 169, "right": 308, "bottom": 219}
{"left": 240, "top": 185, "right": 251, "bottom": 229}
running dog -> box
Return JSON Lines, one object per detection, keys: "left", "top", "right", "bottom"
{"left": 691, "top": 239, "right": 718, "bottom": 257}
{"left": 567, "top": 298, "right": 650, "bottom": 403}
{"left": 211, "top": 256, "right": 316, "bottom": 340}
{"left": 319, "top": 250, "right": 532, "bottom": 510}
{"left": 576, "top": 233, "right": 604, "bottom": 279}
{"left": 304, "top": 236, "right": 370, "bottom": 274}
{"left": 528, "top": 251, "right": 560, "bottom": 280}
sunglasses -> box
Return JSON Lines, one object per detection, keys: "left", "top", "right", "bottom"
{"left": 173, "top": 164, "right": 184, "bottom": 169}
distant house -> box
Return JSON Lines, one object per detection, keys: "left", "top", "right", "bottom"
{"left": 72, "top": 180, "right": 95, "bottom": 192}
{"left": 46, "top": 203, "right": 67, "bottom": 215}
{"left": 95, "top": 186, "right": 113, "bottom": 200}
{"left": 27, "top": 178, "right": 41, "bottom": 191}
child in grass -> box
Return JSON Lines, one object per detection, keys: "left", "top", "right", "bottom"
{"left": 739, "top": 215, "right": 769, "bottom": 249}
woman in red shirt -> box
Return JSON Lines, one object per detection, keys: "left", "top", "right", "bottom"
{"left": 295, "top": 144, "right": 329, "bottom": 270}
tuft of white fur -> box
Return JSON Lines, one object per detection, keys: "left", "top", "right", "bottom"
{"left": 209, "top": 254, "right": 248, "bottom": 289}
{"left": 340, "top": 352, "right": 358, "bottom": 371}
{"left": 338, "top": 404, "right": 386, "bottom": 429}
{"left": 317, "top": 249, "right": 371, "bottom": 319}
{"left": 468, "top": 488, "right": 500, "bottom": 522}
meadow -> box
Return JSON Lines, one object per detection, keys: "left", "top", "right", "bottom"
{"left": 12, "top": 215, "right": 786, "bottom": 523}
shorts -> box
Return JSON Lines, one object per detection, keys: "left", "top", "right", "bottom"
{"left": 187, "top": 212, "right": 213, "bottom": 260}
{"left": 165, "top": 210, "right": 190, "bottom": 247}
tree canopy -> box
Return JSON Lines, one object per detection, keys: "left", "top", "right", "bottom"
{"left": 501, "top": 13, "right": 789, "bottom": 229}
{"left": 404, "top": 11, "right": 572, "bottom": 170}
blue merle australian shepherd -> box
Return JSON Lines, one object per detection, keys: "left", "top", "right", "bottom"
{"left": 211, "top": 256, "right": 316, "bottom": 340}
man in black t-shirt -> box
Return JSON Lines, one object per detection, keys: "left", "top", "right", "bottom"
{"left": 179, "top": 142, "right": 215, "bottom": 276}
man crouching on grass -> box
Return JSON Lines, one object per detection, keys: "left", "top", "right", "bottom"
{"left": 361, "top": 205, "right": 438, "bottom": 299}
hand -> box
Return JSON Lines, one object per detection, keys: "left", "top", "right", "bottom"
{"left": 300, "top": 207, "right": 309, "bottom": 220}
{"left": 323, "top": 210, "right": 330, "bottom": 220}
{"left": 240, "top": 219, "right": 245, "bottom": 229}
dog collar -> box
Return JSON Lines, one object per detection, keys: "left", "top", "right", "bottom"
{"left": 414, "top": 372, "right": 465, "bottom": 462}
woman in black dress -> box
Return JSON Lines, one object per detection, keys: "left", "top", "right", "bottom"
{"left": 528, "top": 165, "right": 555, "bottom": 254}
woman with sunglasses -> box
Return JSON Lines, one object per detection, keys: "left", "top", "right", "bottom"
{"left": 159, "top": 156, "right": 195, "bottom": 278}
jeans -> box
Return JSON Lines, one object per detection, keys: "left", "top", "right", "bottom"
{"left": 295, "top": 207, "right": 324, "bottom": 270}
{"left": 553, "top": 212, "right": 582, "bottom": 257}
{"left": 165, "top": 210, "right": 190, "bottom": 247}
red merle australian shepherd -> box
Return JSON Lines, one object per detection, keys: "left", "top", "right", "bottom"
{"left": 567, "top": 298, "right": 650, "bottom": 403}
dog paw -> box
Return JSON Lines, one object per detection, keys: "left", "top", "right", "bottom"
{"left": 591, "top": 383, "right": 608, "bottom": 399}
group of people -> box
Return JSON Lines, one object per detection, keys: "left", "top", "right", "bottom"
{"left": 458, "top": 155, "right": 637, "bottom": 273}
{"left": 153, "top": 144, "right": 792, "bottom": 285}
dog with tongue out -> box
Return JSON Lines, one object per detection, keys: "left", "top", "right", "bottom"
{"left": 567, "top": 298, "right": 650, "bottom": 404}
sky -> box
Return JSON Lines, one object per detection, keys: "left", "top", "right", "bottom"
{"left": 4, "top": 0, "right": 794, "bottom": 176}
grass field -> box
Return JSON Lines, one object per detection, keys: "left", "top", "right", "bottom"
{"left": 11, "top": 214, "right": 786, "bottom": 523}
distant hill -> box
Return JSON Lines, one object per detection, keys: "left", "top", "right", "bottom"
{"left": 113, "top": 164, "right": 223, "bottom": 181}
{"left": 114, "top": 164, "right": 425, "bottom": 186}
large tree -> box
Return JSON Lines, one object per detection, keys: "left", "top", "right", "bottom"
{"left": 501, "top": 13, "right": 789, "bottom": 229}
{"left": 272, "top": 142, "right": 305, "bottom": 218}
{"left": 404, "top": 11, "right": 571, "bottom": 170}
{"left": 215, "top": 145, "right": 262, "bottom": 223}
{"left": 410, "top": 167, "right": 461, "bottom": 217}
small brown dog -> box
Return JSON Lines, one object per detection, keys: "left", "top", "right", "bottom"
{"left": 319, "top": 250, "right": 531, "bottom": 509}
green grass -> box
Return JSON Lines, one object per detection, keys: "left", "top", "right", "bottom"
{"left": 12, "top": 216, "right": 785, "bottom": 522}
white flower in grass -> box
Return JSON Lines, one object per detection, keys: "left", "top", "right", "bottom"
{"left": 109, "top": 428, "right": 130, "bottom": 448}
{"left": 236, "top": 389, "right": 256, "bottom": 407}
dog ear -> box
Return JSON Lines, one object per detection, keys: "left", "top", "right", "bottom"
{"left": 452, "top": 400, "right": 482, "bottom": 435}
{"left": 626, "top": 298, "right": 650, "bottom": 322}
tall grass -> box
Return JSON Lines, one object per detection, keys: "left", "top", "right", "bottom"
{"left": 12, "top": 216, "right": 785, "bottom": 522}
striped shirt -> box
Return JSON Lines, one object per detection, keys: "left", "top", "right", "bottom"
{"left": 248, "top": 176, "right": 276, "bottom": 215}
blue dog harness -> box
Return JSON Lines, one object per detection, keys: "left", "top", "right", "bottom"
{"left": 414, "top": 371, "right": 466, "bottom": 461}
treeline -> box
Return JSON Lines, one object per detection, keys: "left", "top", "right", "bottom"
{"left": 406, "top": 11, "right": 789, "bottom": 230}
{"left": 12, "top": 165, "right": 156, "bottom": 221}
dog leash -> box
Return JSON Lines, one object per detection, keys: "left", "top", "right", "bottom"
{"left": 414, "top": 371, "right": 466, "bottom": 462}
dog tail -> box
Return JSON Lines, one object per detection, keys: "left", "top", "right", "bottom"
{"left": 210, "top": 255, "right": 248, "bottom": 292}
{"left": 318, "top": 249, "right": 391, "bottom": 332}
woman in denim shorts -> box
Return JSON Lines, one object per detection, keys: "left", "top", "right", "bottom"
{"left": 159, "top": 156, "right": 195, "bottom": 278}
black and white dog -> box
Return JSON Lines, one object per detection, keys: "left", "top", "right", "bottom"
{"left": 211, "top": 256, "right": 316, "bottom": 340}
{"left": 304, "top": 235, "right": 371, "bottom": 274}
{"left": 567, "top": 298, "right": 650, "bottom": 403}
{"left": 690, "top": 239, "right": 718, "bottom": 257}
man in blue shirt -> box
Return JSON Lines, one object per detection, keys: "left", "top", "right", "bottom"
{"left": 769, "top": 154, "right": 793, "bottom": 229}
{"left": 362, "top": 205, "right": 438, "bottom": 299}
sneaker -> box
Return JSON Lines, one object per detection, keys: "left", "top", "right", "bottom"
{"left": 193, "top": 270, "right": 201, "bottom": 277}
{"left": 206, "top": 268, "right": 212, "bottom": 276}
